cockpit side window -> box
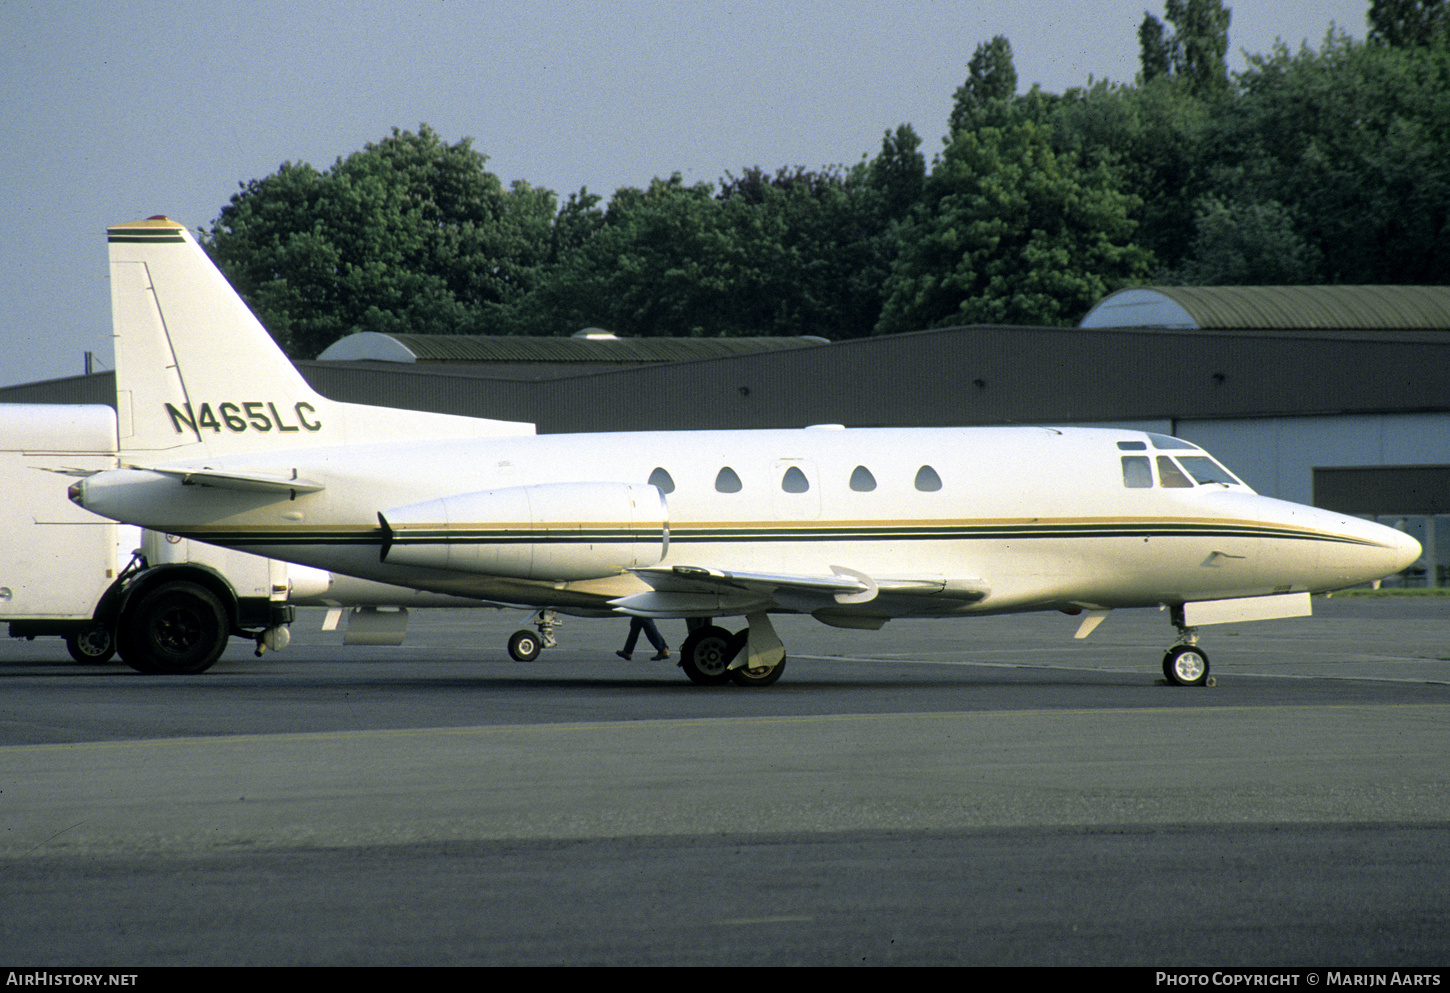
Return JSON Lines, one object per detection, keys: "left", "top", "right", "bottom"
{"left": 1157, "top": 456, "right": 1195, "bottom": 488}
{"left": 1121, "top": 456, "right": 1152, "bottom": 488}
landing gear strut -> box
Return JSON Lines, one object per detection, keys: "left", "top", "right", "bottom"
{"left": 1163, "top": 606, "right": 1211, "bottom": 687}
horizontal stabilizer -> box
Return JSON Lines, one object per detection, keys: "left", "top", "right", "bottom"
{"left": 147, "top": 466, "right": 325, "bottom": 494}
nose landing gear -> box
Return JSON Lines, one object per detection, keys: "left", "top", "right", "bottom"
{"left": 1163, "top": 644, "right": 1210, "bottom": 686}
{"left": 506, "top": 609, "right": 559, "bottom": 662}
{"left": 1163, "top": 606, "right": 1212, "bottom": 687}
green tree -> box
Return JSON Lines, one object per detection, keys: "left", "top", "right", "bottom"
{"left": 1173, "top": 196, "right": 1324, "bottom": 284}
{"left": 877, "top": 120, "right": 1152, "bottom": 332}
{"left": 862, "top": 124, "right": 927, "bottom": 221}
{"left": 1213, "top": 32, "right": 1450, "bottom": 284}
{"left": 1139, "top": 14, "right": 1172, "bottom": 82}
{"left": 1049, "top": 78, "right": 1214, "bottom": 272}
{"left": 203, "top": 125, "right": 556, "bottom": 357}
{"left": 1138, "top": 1, "right": 1232, "bottom": 96}
{"left": 949, "top": 36, "right": 1018, "bottom": 134}
{"left": 1368, "top": 0, "right": 1449, "bottom": 47}
{"left": 515, "top": 164, "right": 896, "bottom": 340}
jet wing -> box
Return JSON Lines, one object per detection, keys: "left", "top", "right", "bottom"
{"left": 611, "top": 564, "right": 988, "bottom": 617}
{"left": 144, "top": 466, "right": 325, "bottom": 494}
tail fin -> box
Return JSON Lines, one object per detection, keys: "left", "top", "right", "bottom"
{"left": 107, "top": 217, "right": 532, "bottom": 462}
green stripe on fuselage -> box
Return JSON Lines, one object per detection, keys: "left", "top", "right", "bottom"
{"left": 166, "top": 520, "right": 1386, "bottom": 549}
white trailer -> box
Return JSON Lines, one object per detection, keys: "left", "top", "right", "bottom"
{"left": 2, "top": 404, "right": 504, "bottom": 672}
{"left": 1, "top": 404, "right": 131, "bottom": 660}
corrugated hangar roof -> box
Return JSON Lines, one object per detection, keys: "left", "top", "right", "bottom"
{"left": 1081, "top": 286, "right": 1450, "bottom": 331}
{"left": 317, "top": 331, "right": 830, "bottom": 364}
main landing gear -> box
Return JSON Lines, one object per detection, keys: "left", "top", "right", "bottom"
{"left": 502, "top": 608, "right": 788, "bottom": 687}
{"left": 677, "top": 616, "right": 787, "bottom": 688}
{"left": 1163, "top": 606, "right": 1211, "bottom": 687}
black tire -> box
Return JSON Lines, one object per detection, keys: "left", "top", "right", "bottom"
{"left": 114, "top": 619, "right": 153, "bottom": 673}
{"left": 678, "top": 625, "right": 737, "bottom": 686}
{"left": 123, "top": 582, "right": 229, "bottom": 674}
{"left": 1162, "top": 645, "right": 1210, "bottom": 687}
{"left": 66, "top": 624, "right": 116, "bottom": 665}
{"left": 507, "top": 629, "right": 542, "bottom": 661}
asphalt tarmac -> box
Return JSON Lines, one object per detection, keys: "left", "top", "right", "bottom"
{"left": 1, "top": 596, "right": 1447, "bottom": 966}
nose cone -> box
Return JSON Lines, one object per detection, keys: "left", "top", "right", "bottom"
{"left": 1387, "top": 526, "right": 1423, "bottom": 575}
{"left": 1335, "top": 515, "right": 1421, "bottom": 588}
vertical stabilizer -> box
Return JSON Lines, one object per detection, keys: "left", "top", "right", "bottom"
{"left": 109, "top": 217, "right": 327, "bottom": 460}
{"left": 107, "top": 217, "right": 532, "bottom": 462}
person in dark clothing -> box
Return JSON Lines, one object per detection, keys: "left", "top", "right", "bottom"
{"left": 617, "top": 616, "right": 670, "bottom": 660}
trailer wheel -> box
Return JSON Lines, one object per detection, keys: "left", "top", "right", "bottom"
{"left": 123, "top": 581, "right": 229, "bottom": 674}
{"left": 66, "top": 624, "right": 115, "bottom": 664}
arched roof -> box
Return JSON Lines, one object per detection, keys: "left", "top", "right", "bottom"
{"left": 317, "top": 332, "right": 829, "bottom": 364}
{"left": 1081, "top": 286, "right": 1450, "bottom": 331}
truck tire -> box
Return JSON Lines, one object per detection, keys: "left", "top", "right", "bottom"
{"left": 66, "top": 624, "right": 115, "bottom": 664}
{"left": 122, "top": 581, "right": 229, "bottom": 674}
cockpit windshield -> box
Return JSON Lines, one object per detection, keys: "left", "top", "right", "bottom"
{"left": 1147, "top": 433, "right": 1199, "bottom": 450}
{"left": 1176, "top": 456, "right": 1243, "bottom": 486}
{"left": 1119, "top": 440, "right": 1247, "bottom": 490}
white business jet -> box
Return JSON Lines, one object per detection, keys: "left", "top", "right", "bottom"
{"left": 70, "top": 217, "right": 1420, "bottom": 685}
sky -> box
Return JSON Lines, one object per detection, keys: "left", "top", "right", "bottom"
{"left": 0, "top": 0, "right": 1374, "bottom": 387}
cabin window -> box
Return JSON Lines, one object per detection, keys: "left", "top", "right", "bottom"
{"left": 648, "top": 467, "right": 675, "bottom": 494}
{"left": 781, "top": 466, "right": 810, "bottom": 493}
{"left": 1121, "top": 456, "right": 1152, "bottom": 488}
{"left": 1157, "top": 456, "right": 1195, "bottom": 488}
{"left": 1178, "top": 456, "right": 1242, "bottom": 486}
{"left": 714, "top": 467, "right": 743, "bottom": 493}
{"left": 914, "top": 465, "right": 942, "bottom": 492}
{"left": 849, "top": 465, "right": 877, "bottom": 492}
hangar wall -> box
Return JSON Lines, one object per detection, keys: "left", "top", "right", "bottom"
{"left": 1169, "top": 413, "right": 1450, "bottom": 506}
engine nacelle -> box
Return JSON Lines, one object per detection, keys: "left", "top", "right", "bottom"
{"left": 379, "top": 482, "right": 668, "bottom": 581}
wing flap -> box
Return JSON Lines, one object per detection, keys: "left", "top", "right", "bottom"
{"left": 615, "top": 565, "right": 990, "bottom": 617}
